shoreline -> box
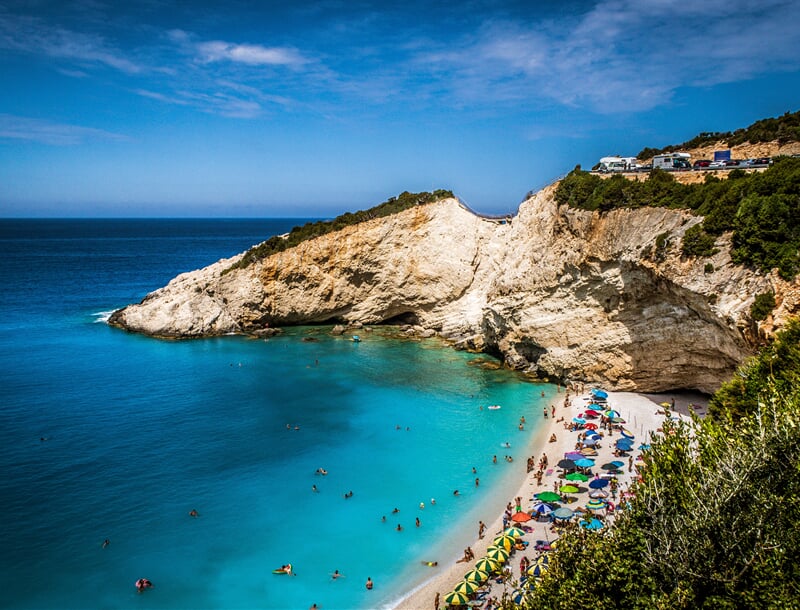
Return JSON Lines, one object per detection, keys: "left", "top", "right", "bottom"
{"left": 390, "top": 390, "right": 707, "bottom": 610}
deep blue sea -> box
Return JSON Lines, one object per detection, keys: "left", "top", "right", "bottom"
{"left": 0, "top": 219, "right": 555, "bottom": 610}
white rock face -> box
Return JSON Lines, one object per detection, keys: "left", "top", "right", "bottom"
{"left": 110, "top": 187, "right": 798, "bottom": 393}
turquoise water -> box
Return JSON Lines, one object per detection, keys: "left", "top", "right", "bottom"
{"left": 0, "top": 220, "right": 554, "bottom": 609}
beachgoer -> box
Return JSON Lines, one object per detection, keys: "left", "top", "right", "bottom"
{"left": 332, "top": 570, "right": 342, "bottom": 580}
{"left": 416, "top": 517, "right": 421, "bottom": 527}
{"left": 419, "top": 502, "right": 425, "bottom": 510}
{"left": 381, "top": 515, "right": 386, "bottom": 522}
{"left": 189, "top": 508, "right": 199, "bottom": 517}
{"left": 431, "top": 498, "right": 436, "bottom": 505}
{"left": 422, "top": 561, "right": 438, "bottom": 567}
{"left": 365, "top": 577, "right": 373, "bottom": 590}
{"left": 396, "top": 523, "right": 403, "bottom": 531}
{"left": 551, "top": 405, "right": 555, "bottom": 418}
{"left": 472, "top": 467, "right": 477, "bottom": 474}
{"left": 543, "top": 407, "right": 548, "bottom": 418}
{"left": 102, "top": 539, "right": 110, "bottom": 548}
{"left": 478, "top": 520, "right": 486, "bottom": 538}
{"left": 392, "top": 507, "right": 400, "bottom": 514}
{"left": 135, "top": 578, "right": 153, "bottom": 593}
{"left": 492, "top": 455, "right": 497, "bottom": 464}
{"left": 434, "top": 591, "right": 440, "bottom": 610}
{"left": 312, "top": 485, "right": 318, "bottom": 492}
{"left": 310, "top": 604, "right": 319, "bottom": 610}
{"left": 475, "top": 477, "right": 480, "bottom": 487}
{"left": 453, "top": 489, "right": 459, "bottom": 496}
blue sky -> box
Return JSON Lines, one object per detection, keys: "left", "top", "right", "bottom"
{"left": 1, "top": 0, "right": 799, "bottom": 217}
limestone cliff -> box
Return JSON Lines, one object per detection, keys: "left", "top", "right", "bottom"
{"left": 109, "top": 186, "right": 798, "bottom": 394}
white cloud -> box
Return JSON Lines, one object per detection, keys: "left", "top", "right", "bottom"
{"left": 196, "top": 40, "right": 308, "bottom": 67}
{"left": 0, "top": 114, "right": 128, "bottom": 145}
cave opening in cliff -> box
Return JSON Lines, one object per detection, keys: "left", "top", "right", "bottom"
{"left": 380, "top": 312, "right": 420, "bottom": 326}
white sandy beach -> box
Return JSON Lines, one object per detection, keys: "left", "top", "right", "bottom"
{"left": 391, "top": 389, "right": 706, "bottom": 610}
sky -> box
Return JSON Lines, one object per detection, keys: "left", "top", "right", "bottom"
{"left": 1, "top": 0, "right": 799, "bottom": 217}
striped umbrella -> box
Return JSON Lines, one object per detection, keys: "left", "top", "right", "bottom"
{"left": 452, "top": 579, "right": 480, "bottom": 595}
{"left": 527, "top": 562, "right": 548, "bottom": 578}
{"left": 503, "top": 526, "right": 526, "bottom": 538}
{"left": 586, "top": 498, "right": 607, "bottom": 511}
{"left": 493, "top": 534, "right": 516, "bottom": 551}
{"left": 485, "top": 546, "right": 510, "bottom": 563}
{"left": 444, "top": 590, "right": 470, "bottom": 606}
{"left": 474, "top": 557, "right": 501, "bottom": 574}
{"left": 464, "top": 568, "right": 490, "bottom": 584}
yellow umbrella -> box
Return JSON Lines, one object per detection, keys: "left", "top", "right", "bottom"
{"left": 492, "top": 534, "right": 515, "bottom": 551}
{"left": 444, "top": 590, "right": 470, "bottom": 606}
{"left": 474, "top": 557, "right": 501, "bottom": 573}
{"left": 503, "top": 526, "right": 526, "bottom": 538}
{"left": 463, "top": 568, "right": 489, "bottom": 584}
{"left": 452, "top": 579, "right": 480, "bottom": 595}
{"left": 485, "top": 546, "right": 510, "bottom": 563}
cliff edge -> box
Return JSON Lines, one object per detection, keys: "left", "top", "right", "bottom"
{"left": 109, "top": 186, "right": 798, "bottom": 393}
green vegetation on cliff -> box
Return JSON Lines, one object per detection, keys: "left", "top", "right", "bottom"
{"left": 519, "top": 319, "right": 800, "bottom": 610}
{"left": 223, "top": 189, "right": 453, "bottom": 273}
{"left": 554, "top": 157, "right": 800, "bottom": 279}
{"left": 637, "top": 109, "right": 800, "bottom": 158}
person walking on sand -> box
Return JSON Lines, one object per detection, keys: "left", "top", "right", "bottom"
{"left": 478, "top": 520, "right": 486, "bottom": 539}
{"left": 434, "top": 591, "right": 440, "bottom": 610}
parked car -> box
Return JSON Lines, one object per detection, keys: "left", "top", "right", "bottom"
{"left": 709, "top": 161, "right": 726, "bottom": 169}
{"left": 693, "top": 160, "right": 711, "bottom": 169}
{"left": 749, "top": 157, "right": 772, "bottom": 167}
{"left": 724, "top": 159, "right": 741, "bottom": 167}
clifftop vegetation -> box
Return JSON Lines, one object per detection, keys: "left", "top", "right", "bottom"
{"left": 554, "top": 157, "right": 800, "bottom": 279}
{"left": 223, "top": 189, "right": 453, "bottom": 273}
{"left": 520, "top": 318, "right": 800, "bottom": 610}
{"left": 637, "top": 109, "right": 800, "bottom": 159}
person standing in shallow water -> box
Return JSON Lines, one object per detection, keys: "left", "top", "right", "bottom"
{"left": 365, "top": 577, "right": 373, "bottom": 590}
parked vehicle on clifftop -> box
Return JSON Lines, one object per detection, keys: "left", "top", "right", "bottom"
{"left": 652, "top": 153, "right": 691, "bottom": 170}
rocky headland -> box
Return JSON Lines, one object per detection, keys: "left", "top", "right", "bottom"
{"left": 109, "top": 183, "right": 799, "bottom": 394}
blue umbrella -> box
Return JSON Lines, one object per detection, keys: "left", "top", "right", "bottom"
{"left": 584, "top": 430, "right": 601, "bottom": 438}
{"left": 580, "top": 517, "right": 604, "bottom": 530}
{"left": 588, "top": 478, "right": 609, "bottom": 489}
{"left": 575, "top": 458, "right": 595, "bottom": 468}
{"left": 586, "top": 403, "right": 604, "bottom": 411}
{"left": 591, "top": 389, "right": 608, "bottom": 399}
{"left": 639, "top": 443, "right": 652, "bottom": 451}
{"left": 582, "top": 438, "right": 599, "bottom": 446}
{"left": 552, "top": 507, "right": 574, "bottom": 520}
{"left": 616, "top": 439, "right": 634, "bottom": 450}
{"left": 532, "top": 502, "right": 554, "bottom": 515}
{"left": 610, "top": 460, "right": 625, "bottom": 468}
{"left": 572, "top": 417, "right": 586, "bottom": 425}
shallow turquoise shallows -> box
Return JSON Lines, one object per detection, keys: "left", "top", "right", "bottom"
{"left": 0, "top": 220, "right": 555, "bottom": 610}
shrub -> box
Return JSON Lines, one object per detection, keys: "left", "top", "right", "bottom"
{"left": 750, "top": 291, "right": 776, "bottom": 321}
{"left": 682, "top": 224, "right": 719, "bottom": 258}
{"left": 704, "top": 263, "right": 714, "bottom": 273}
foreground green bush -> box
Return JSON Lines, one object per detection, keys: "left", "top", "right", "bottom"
{"left": 519, "top": 319, "right": 800, "bottom": 609}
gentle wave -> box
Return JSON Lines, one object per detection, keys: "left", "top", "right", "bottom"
{"left": 92, "top": 309, "right": 115, "bottom": 323}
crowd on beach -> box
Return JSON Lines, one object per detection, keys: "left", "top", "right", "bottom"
{"left": 394, "top": 384, "right": 665, "bottom": 610}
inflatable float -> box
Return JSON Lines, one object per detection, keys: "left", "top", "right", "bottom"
{"left": 273, "top": 564, "right": 293, "bottom": 575}
{"left": 487, "top": 405, "right": 501, "bottom": 410}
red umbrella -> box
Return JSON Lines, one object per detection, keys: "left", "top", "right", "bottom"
{"left": 511, "top": 511, "right": 533, "bottom": 523}
{"left": 584, "top": 423, "right": 598, "bottom": 430}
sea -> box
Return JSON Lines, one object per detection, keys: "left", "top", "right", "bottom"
{"left": 0, "top": 219, "right": 556, "bottom": 610}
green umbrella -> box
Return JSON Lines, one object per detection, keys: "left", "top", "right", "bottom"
{"left": 474, "top": 557, "right": 501, "bottom": 574}
{"left": 535, "top": 491, "right": 561, "bottom": 502}
{"left": 493, "top": 534, "right": 515, "bottom": 551}
{"left": 444, "top": 590, "right": 470, "bottom": 606}
{"left": 452, "top": 579, "right": 480, "bottom": 595}
{"left": 464, "top": 568, "right": 490, "bottom": 584}
{"left": 565, "top": 472, "right": 589, "bottom": 482}
{"left": 559, "top": 485, "right": 580, "bottom": 494}
{"left": 503, "top": 526, "right": 526, "bottom": 538}
{"left": 485, "top": 546, "right": 510, "bottom": 563}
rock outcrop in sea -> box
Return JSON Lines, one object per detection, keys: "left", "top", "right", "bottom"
{"left": 109, "top": 185, "right": 799, "bottom": 393}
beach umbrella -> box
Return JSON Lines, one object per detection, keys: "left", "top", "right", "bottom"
{"left": 503, "top": 526, "right": 526, "bottom": 538}
{"left": 610, "top": 460, "right": 624, "bottom": 468}
{"left": 535, "top": 491, "right": 561, "bottom": 503}
{"left": 493, "top": 534, "right": 516, "bottom": 551}
{"left": 587, "top": 404, "right": 603, "bottom": 411}
{"left": 474, "top": 557, "right": 501, "bottom": 574}
{"left": 552, "top": 507, "right": 574, "bottom": 520}
{"left": 582, "top": 437, "right": 599, "bottom": 446}
{"left": 639, "top": 443, "right": 652, "bottom": 451}
{"left": 660, "top": 402, "right": 671, "bottom": 408}
{"left": 604, "top": 409, "right": 620, "bottom": 418}
{"left": 485, "top": 546, "right": 510, "bottom": 563}
{"left": 564, "top": 452, "right": 583, "bottom": 460}
{"left": 590, "top": 490, "right": 609, "bottom": 499}
{"left": 557, "top": 458, "right": 576, "bottom": 470}
{"left": 527, "top": 563, "right": 547, "bottom": 578}
{"left": 586, "top": 498, "right": 607, "bottom": 511}
{"left": 559, "top": 485, "right": 579, "bottom": 494}
{"left": 444, "top": 590, "right": 470, "bottom": 606}
{"left": 575, "top": 458, "right": 595, "bottom": 468}
{"left": 510, "top": 511, "right": 533, "bottom": 523}
{"left": 532, "top": 502, "right": 554, "bottom": 515}
{"left": 452, "top": 579, "right": 481, "bottom": 595}
{"left": 580, "top": 447, "right": 598, "bottom": 455}
{"left": 584, "top": 422, "right": 598, "bottom": 430}
{"left": 565, "top": 472, "right": 589, "bottom": 482}
{"left": 584, "top": 430, "right": 601, "bottom": 438}
{"left": 601, "top": 462, "right": 622, "bottom": 471}
{"left": 464, "top": 568, "right": 489, "bottom": 584}
{"left": 620, "top": 428, "right": 634, "bottom": 438}
{"left": 591, "top": 389, "right": 608, "bottom": 399}
{"left": 589, "top": 478, "right": 609, "bottom": 489}
{"left": 616, "top": 439, "right": 634, "bottom": 451}
{"left": 572, "top": 417, "right": 586, "bottom": 425}
{"left": 580, "top": 517, "right": 604, "bottom": 530}
{"left": 535, "top": 555, "right": 549, "bottom": 566}
{"left": 610, "top": 416, "right": 626, "bottom": 424}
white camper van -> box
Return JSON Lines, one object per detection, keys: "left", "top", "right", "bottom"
{"left": 652, "top": 153, "right": 691, "bottom": 170}
{"left": 597, "top": 156, "right": 638, "bottom": 172}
